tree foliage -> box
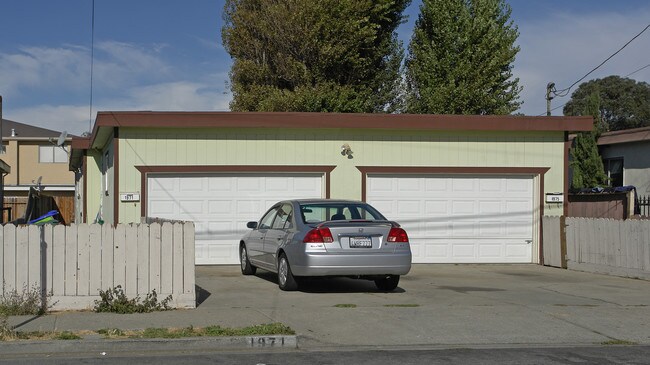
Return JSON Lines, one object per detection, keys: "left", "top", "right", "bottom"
{"left": 405, "top": 0, "right": 522, "bottom": 114}
{"left": 222, "top": 0, "right": 409, "bottom": 113}
{"left": 564, "top": 76, "right": 650, "bottom": 131}
{"left": 570, "top": 92, "right": 608, "bottom": 189}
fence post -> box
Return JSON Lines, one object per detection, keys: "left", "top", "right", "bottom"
{"left": 560, "top": 215, "right": 567, "bottom": 269}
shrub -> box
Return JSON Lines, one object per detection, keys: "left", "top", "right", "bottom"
{"left": 0, "top": 283, "right": 49, "bottom": 316}
{"left": 94, "top": 285, "right": 172, "bottom": 314}
{"left": 0, "top": 315, "right": 18, "bottom": 341}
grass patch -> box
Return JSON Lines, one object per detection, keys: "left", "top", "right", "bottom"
{"left": 1, "top": 322, "right": 294, "bottom": 341}
{"left": 54, "top": 331, "right": 81, "bottom": 340}
{"left": 602, "top": 339, "right": 637, "bottom": 346}
{"left": 333, "top": 304, "right": 357, "bottom": 308}
{"left": 383, "top": 304, "right": 420, "bottom": 308}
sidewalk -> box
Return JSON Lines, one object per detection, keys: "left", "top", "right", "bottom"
{"left": 5, "top": 264, "right": 650, "bottom": 351}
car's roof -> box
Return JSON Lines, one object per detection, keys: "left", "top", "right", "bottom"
{"left": 286, "top": 199, "right": 367, "bottom": 205}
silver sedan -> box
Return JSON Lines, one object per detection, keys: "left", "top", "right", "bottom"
{"left": 239, "top": 199, "right": 412, "bottom": 291}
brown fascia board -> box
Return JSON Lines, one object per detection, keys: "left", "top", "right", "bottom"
{"left": 85, "top": 111, "right": 593, "bottom": 146}
{"left": 597, "top": 126, "right": 650, "bottom": 146}
{"left": 69, "top": 136, "right": 91, "bottom": 171}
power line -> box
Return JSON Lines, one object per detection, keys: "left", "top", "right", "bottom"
{"left": 552, "top": 23, "right": 650, "bottom": 96}
{"left": 625, "top": 62, "right": 650, "bottom": 78}
{"left": 543, "top": 23, "right": 650, "bottom": 116}
{"left": 89, "top": 0, "right": 95, "bottom": 134}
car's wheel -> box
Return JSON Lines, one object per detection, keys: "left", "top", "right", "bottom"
{"left": 277, "top": 254, "right": 299, "bottom": 291}
{"left": 374, "top": 275, "right": 400, "bottom": 291}
{"left": 240, "top": 244, "right": 256, "bottom": 275}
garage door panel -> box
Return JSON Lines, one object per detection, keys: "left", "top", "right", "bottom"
{"left": 397, "top": 200, "right": 421, "bottom": 215}
{"left": 452, "top": 179, "right": 474, "bottom": 192}
{"left": 235, "top": 177, "right": 261, "bottom": 192}
{"left": 367, "top": 175, "right": 533, "bottom": 264}
{"left": 148, "top": 173, "right": 323, "bottom": 264}
{"left": 479, "top": 221, "right": 503, "bottom": 235}
{"left": 480, "top": 179, "right": 502, "bottom": 192}
{"left": 180, "top": 178, "right": 204, "bottom": 192}
{"left": 506, "top": 178, "right": 529, "bottom": 192}
{"left": 398, "top": 178, "right": 422, "bottom": 191}
{"left": 208, "top": 179, "right": 232, "bottom": 191}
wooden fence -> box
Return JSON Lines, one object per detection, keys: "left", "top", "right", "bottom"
{"left": 0, "top": 223, "right": 195, "bottom": 310}
{"left": 542, "top": 216, "right": 650, "bottom": 280}
{"left": 3, "top": 195, "right": 75, "bottom": 225}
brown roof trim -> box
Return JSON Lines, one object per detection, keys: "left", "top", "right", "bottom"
{"left": 71, "top": 136, "right": 91, "bottom": 150}
{"left": 93, "top": 111, "right": 593, "bottom": 133}
{"left": 597, "top": 126, "right": 650, "bottom": 145}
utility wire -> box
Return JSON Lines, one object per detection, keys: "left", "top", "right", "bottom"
{"left": 538, "top": 60, "right": 650, "bottom": 117}
{"left": 553, "top": 23, "right": 650, "bottom": 96}
{"left": 89, "top": 0, "right": 95, "bottom": 134}
{"left": 625, "top": 62, "right": 650, "bottom": 78}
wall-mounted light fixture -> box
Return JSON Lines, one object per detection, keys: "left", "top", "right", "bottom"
{"left": 341, "top": 143, "right": 353, "bottom": 159}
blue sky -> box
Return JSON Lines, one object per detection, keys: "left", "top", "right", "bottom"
{"left": 1, "top": 1, "right": 649, "bottom": 136}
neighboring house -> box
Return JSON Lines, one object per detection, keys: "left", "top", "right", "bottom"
{"left": 1, "top": 118, "right": 75, "bottom": 223}
{"left": 598, "top": 126, "right": 650, "bottom": 194}
{"left": 69, "top": 112, "right": 591, "bottom": 266}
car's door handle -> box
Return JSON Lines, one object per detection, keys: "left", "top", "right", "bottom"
{"left": 276, "top": 237, "right": 283, "bottom": 241}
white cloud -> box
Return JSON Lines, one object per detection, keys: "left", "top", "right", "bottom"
{"left": 514, "top": 9, "right": 650, "bottom": 116}
{"left": 5, "top": 104, "right": 92, "bottom": 136}
{"left": 5, "top": 81, "right": 232, "bottom": 136}
{"left": 0, "top": 46, "right": 89, "bottom": 96}
{"left": 102, "top": 81, "right": 231, "bottom": 111}
{"left": 92, "top": 41, "right": 172, "bottom": 89}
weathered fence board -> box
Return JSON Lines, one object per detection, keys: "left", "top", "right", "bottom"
{"left": 542, "top": 216, "right": 561, "bottom": 267}
{"left": 544, "top": 216, "right": 650, "bottom": 280}
{"left": 0, "top": 223, "right": 195, "bottom": 310}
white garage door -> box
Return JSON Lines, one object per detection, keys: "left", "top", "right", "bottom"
{"left": 148, "top": 173, "right": 323, "bottom": 264}
{"left": 367, "top": 175, "right": 534, "bottom": 263}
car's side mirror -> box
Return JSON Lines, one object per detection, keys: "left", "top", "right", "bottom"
{"left": 247, "top": 221, "right": 258, "bottom": 229}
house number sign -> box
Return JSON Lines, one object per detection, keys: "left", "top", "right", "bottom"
{"left": 120, "top": 193, "right": 140, "bottom": 202}
{"left": 545, "top": 193, "right": 564, "bottom": 203}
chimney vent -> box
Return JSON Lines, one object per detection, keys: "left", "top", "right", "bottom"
{"left": 11, "top": 128, "right": 16, "bottom": 137}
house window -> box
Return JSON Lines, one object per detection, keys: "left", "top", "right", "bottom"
{"left": 39, "top": 145, "right": 68, "bottom": 163}
{"left": 603, "top": 157, "right": 624, "bottom": 187}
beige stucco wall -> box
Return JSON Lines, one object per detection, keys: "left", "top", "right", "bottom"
{"left": 2, "top": 140, "right": 74, "bottom": 186}
{"left": 104, "top": 127, "right": 566, "bottom": 224}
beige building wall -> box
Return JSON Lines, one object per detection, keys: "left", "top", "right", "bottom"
{"left": 2, "top": 139, "right": 74, "bottom": 186}
{"left": 108, "top": 127, "right": 566, "bottom": 224}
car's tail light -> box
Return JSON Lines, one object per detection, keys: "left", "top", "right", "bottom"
{"left": 303, "top": 227, "right": 334, "bottom": 243}
{"left": 387, "top": 227, "right": 408, "bottom": 242}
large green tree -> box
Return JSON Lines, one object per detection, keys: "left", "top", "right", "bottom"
{"left": 222, "top": 0, "right": 409, "bottom": 113}
{"left": 405, "top": 0, "right": 522, "bottom": 114}
{"left": 563, "top": 75, "right": 650, "bottom": 131}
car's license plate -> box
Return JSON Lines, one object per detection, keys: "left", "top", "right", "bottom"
{"left": 350, "top": 237, "right": 372, "bottom": 248}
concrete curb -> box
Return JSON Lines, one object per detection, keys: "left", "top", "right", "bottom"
{"left": 0, "top": 335, "right": 298, "bottom": 357}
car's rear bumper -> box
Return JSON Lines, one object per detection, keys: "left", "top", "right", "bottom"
{"left": 289, "top": 251, "right": 412, "bottom": 277}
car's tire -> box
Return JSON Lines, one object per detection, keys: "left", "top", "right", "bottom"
{"left": 277, "top": 254, "right": 299, "bottom": 291}
{"left": 240, "top": 244, "right": 257, "bottom": 275}
{"left": 374, "top": 275, "right": 400, "bottom": 291}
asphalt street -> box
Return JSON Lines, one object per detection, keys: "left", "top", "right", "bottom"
{"left": 4, "top": 264, "right": 650, "bottom": 358}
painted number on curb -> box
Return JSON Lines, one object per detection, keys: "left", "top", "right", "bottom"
{"left": 249, "top": 336, "right": 286, "bottom": 347}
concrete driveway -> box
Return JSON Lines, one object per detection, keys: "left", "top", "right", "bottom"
{"left": 195, "top": 264, "right": 650, "bottom": 349}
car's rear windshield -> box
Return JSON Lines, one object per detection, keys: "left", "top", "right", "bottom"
{"left": 299, "top": 203, "right": 385, "bottom": 224}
